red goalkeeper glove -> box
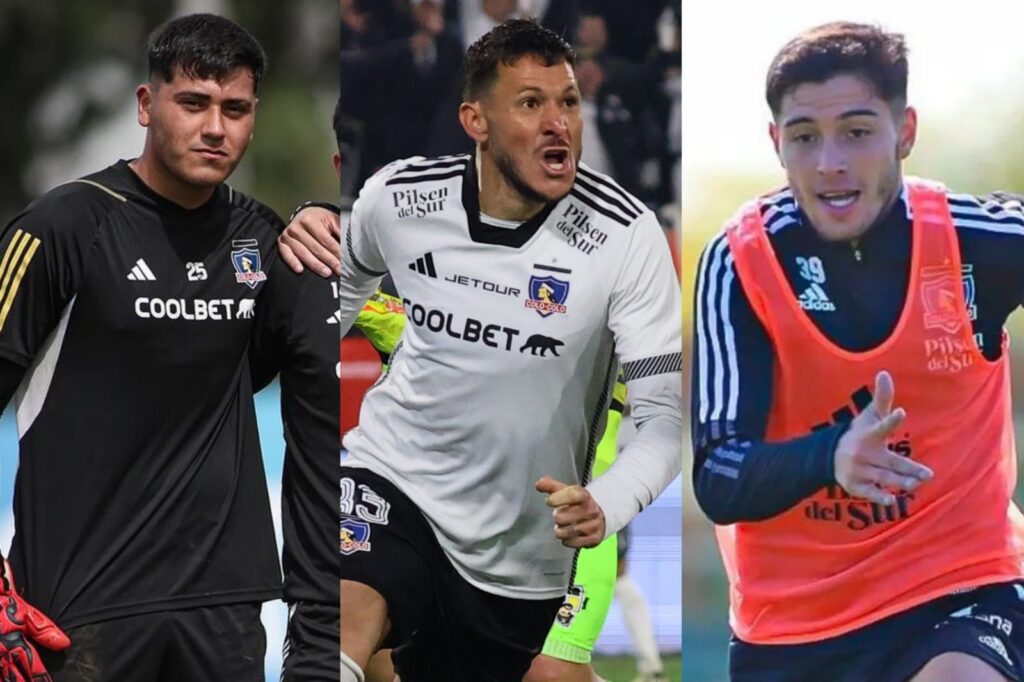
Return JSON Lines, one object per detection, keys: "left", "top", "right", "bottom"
{"left": 0, "top": 561, "right": 69, "bottom": 682}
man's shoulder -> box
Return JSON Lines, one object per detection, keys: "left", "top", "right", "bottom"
{"left": 367, "top": 154, "right": 471, "bottom": 191}
{"left": 571, "top": 162, "right": 651, "bottom": 230}
{"left": 12, "top": 164, "right": 133, "bottom": 240}
{"left": 945, "top": 189, "right": 1024, "bottom": 239}
{"left": 701, "top": 186, "right": 799, "bottom": 255}
{"left": 223, "top": 185, "right": 285, "bottom": 235}
{"left": 353, "top": 154, "right": 471, "bottom": 217}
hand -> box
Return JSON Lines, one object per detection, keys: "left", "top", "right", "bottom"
{"left": 0, "top": 561, "right": 69, "bottom": 682}
{"left": 535, "top": 476, "right": 606, "bottom": 549}
{"left": 278, "top": 207, "right": 340, "bottom": 277}
{"left": 833, "top": 371, "right": 932, "bottom": 506}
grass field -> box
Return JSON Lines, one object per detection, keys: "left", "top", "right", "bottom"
{"left": 592, "top": 653, "right": 682, "bottom": 681}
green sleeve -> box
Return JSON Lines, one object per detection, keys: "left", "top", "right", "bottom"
{"left": 592, "top": 374, "right": 627, "bottom": 478}
{"left": 353, "top": 290, "right": 407, "bottom": 357}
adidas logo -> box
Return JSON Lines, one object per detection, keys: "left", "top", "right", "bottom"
{"left": 408, "top": 253, "right": 437, "bottom": 278}
{"left": 798, "top": 283, "right": 835, "bottom": 312}
{"left": 326, "top": 310, "right": 341, "bottom": 325}
{"left": 127, "top": 258, "right": 156, "bottom": 281}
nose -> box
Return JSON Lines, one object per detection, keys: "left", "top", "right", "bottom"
{"left": 540, "top": 101, "right": 568, "bottom": 137}
{"left": 816, "top": 136, "right": 847, "bottom": 176}
{"left": 200, "top": 108, "right": 226, "bottom": 142}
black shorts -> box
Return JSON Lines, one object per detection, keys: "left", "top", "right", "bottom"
{"left": 282, "top": 601, "right": 338, "bottom": 682}
{"left": 40, "top": 603, "right": 265, "bottom": 682}
{"left": 340, "top": 467, "right": 562, "bottom": 682}
{"left": 730, "top": 580, "right": 1024, "bottom": 682}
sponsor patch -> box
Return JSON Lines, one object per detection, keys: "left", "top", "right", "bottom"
{"left": 555, "top": 585, "right": 587, "bottom": 628}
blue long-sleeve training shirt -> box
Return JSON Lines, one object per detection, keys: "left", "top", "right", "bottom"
{"left": 691, "top": 184, "right": 1024, "bottom": 525}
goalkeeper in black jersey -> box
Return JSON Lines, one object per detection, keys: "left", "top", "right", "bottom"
{"left": 0, "top": 14, "right": 285, "bottom": 680}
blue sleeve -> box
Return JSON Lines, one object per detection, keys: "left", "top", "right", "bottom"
{"left": 690, "top": 232, "right": 842, "bottom": 524}
{"left": 694, "top": 428, "right": 843, "bottom": 525}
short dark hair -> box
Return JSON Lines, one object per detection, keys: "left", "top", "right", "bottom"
{"left": 765, "top": 22, "right": 908, "bottom": 116}
{"left": 462, "top": 18, "right": 576, "bottom": 101}
{"left": 147, "top": 13, "right": 267, "bottom": 93}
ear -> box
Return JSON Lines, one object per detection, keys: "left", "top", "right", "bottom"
{"left": 459, "top": 101, "right": 488, "bottom": 144}
{"left": 333, "top": 152, "right": 341, "bottom": 179}
{"left": 136, "top": 84, "right": 153, "bottom": 127}
{"left": 897, "top": 105, "right": 917, "bottom": 160}
{"left": 768, "top": 121, "right": 784, "bottom": 168}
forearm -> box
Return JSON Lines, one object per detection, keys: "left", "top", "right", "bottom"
{"left": 586, "top": 374, "right": 681, "bottom": 538}
{"left": 693, "top": 424, "right": 847, "bottom": 525}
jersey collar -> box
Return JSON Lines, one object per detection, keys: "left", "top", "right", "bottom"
{"left": 461, "top": 152, "right": 559, "bottom": 248}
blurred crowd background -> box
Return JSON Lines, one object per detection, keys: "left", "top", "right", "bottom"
{"left": 339, "top": 0, "right": 681, "bottom": 226}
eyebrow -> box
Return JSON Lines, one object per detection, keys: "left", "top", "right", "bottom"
{"left": 174, "top": 91, "right": 253, "bottom": 107}
{"left": 782, "top": 108, "right": 880, "bottom": 128}
{"left": 515, "top": 83, "right": 580, "bottom": 96}
{"left": 174, "top": 91, "right": 212, "bottom": 101}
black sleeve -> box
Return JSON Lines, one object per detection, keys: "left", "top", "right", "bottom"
{"left": 0, "top": 186, "right": 102, "bottom": 367}
{"left": 249, "top": 254, "right": 304, "bottom": 392}
{"left": 287, "top": 201, "right": 341, "bottom": 225}
{"left": 691, "top": 232, "right": 841, "bottom": 524}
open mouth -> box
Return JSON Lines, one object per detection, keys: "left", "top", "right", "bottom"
{"left": 817, "top": 190, "right": 860, "bottom": 209}
{"left": 540, "top": 148, "right": 570, "bottom": 174}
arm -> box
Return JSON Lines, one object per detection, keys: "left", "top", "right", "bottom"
{"left": 691, "top": 232, "right": 842, "bottom": 524}
{"left": 277, "top": 202, "right": 342, "bottom": 277}
{"left": 248, "top": 254, "right": 303, "bottom": 392}
{"left": 337, "top": 172, "right": 392, "bottom": 335}
{"left": 585, "top": 212, "right": 683, "bottom": 539}
{"left": 353, "top": 291, "right": 407, "bottom": 365}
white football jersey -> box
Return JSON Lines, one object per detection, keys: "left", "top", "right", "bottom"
{"left": 342, "top": 154, "right": 681, "bottom": 599}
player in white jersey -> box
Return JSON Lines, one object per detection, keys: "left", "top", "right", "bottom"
{"left": 324, "top": 19, "right": 681, "bottom": 682}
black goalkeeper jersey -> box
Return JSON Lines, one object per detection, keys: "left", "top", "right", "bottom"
{"left": 251, "top": 269, "right": 340, "bottom": 606}
{"left": 0, "top": 160, "right": 283, "bottom": 628}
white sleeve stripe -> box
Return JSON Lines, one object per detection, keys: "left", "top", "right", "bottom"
{"left": 696, "top": 233, "right": 738, "bottom": 424}
{"left": 721, "top": 252, "right": 740, "bottom": 423}
{"left": 766, "top": 214, "right": 799, "bottom": 234}
{"left": 706, "top": 240, "right": 727, "bottom": 424}
{"left": 694, "top": 236, "right": 715, "bottom": 424}
{"left": 950, "top": 218, "right": 1024, "bottom": 236}
{"left": 949, "top": 200, "right": 1024, "bottom": 221}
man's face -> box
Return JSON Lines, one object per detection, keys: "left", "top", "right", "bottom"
{"left": 769, "top": 74, "right": 916, "bottom": 242}
{"left": 138, "top": 66, "right": 257, "bottom": 191}
{"left": 480, "top": 55, "right": 583, "bottom": 205}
